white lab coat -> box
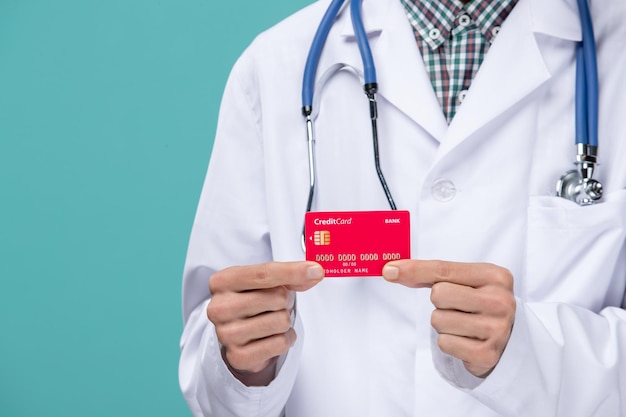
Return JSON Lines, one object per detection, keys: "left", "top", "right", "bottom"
{"left": 179, "top": 0, "right": 626, "bottom": 415}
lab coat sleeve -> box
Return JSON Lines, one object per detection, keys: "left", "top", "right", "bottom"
{"left": 432, "top": 298, "right": 626, "bottom": 416}
{"left": 178, "top": 49, "right": 303, "bottom": 417}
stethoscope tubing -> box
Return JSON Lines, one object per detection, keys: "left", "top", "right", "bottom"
{"left": 302, "top": 0, "right": 397, "bottom": 213}
{"left": 576, "top": 0, "right": 598, "bottom": 147}
{"left": 350, "top": 0, "right": 376, "bottom": 86}
{"left": 302, "top": 0, "right": 346, "bottom": 115}
{"left": 301, "top": 0, "right": 601, "bottom": 208}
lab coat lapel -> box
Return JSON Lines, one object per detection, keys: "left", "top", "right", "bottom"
{"left": 440, "top": 0, "right": 550, "bottom": 155}
{"left": 373, "top": 0, "right": 448, "bottom": 142}
{"left": 440, "top": 0, "right": 581, "bottom": 156}
{"left": 336, "top": 0, "right": 448, "bottom": 142}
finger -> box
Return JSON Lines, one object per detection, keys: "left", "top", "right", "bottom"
{"left": 207, "top": 287, "right": 295, "bottom": 324}
{"left": 431, "top": 309, "right": 509, "bottom": 341}
{"left": 210, "top": 261, "right": 324, "bottom": 293}
{"left": 216, "top": 310, "right": 293, "bottom": 347}
{"left": 431, "top": 282, "right": 516, "bottom": 320}
{"left": 383, "top": 260, "right": 512, "bottom": 290}
{"left": 430, "top": 282, "right": 480, "bottom": 313}
{"left": 436, "top": 333, "right": 504, "bottom": 378}
{"left": 224, "top": 327, "right": 297, "bottom": 373}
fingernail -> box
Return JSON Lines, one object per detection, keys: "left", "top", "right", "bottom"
{"left": 306, "top": 265, "right": 324, "bottom": 280}
{"left": 382, "top": 265, "right": 399, "bottom": 281}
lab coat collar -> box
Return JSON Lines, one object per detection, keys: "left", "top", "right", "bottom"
{"left": 337, "top": 0, "right": 385, "bottom": 37}
{"left": 320, "top": 0, "right": 582, "bottom": 146}
{"left": 527, "top": 0, "right": 581, "bottom": 41}
{"left": 334, "top": 0, "right": 449, "bottom": 141}
{"left": 439, "top": 0, "right": 582, "bottom": 155}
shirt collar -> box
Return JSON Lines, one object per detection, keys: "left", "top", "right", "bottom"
{"left": 402, "top": 0, "right": 519, "bottom": 49}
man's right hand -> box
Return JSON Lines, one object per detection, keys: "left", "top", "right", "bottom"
{"left": 206, "top": 261, "right": 324, "bottom": 386}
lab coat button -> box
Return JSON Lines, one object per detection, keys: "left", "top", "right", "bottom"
{"left": 431, "top": 178, "right": 456, "bottom": 202}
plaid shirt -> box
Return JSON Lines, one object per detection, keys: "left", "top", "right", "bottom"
{"left": 400, "top": 0, "right": 518, "bottom": 122}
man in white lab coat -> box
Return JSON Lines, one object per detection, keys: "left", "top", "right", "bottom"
{"left": 179, "top": 0, "right": 626, "bottom": 415}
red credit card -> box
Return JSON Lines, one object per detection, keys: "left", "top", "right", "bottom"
{"left": 305, "top": 210, "right": 411, "bottom": 277}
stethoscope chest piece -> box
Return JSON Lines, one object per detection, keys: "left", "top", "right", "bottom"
{"left": 556, "top": 169, "right": 603, "bottom": 205}
{"left": 556, "top": 144, "right": 603, "bottom": 205}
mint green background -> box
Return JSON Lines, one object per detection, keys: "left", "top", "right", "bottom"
{"left": 0, "top": 1, "right": 312, "bottom": 415}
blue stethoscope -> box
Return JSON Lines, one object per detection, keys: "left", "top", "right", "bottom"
{"left": 301, "top": 0, "right": 603, "bottom": 213}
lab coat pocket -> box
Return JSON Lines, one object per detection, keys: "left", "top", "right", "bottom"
{"left": 524, "top": 190, "right": 626, "bottom": 311}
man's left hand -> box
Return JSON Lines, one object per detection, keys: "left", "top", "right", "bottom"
{"left": 383, "top": 260, "right": 516, "bottom": 378}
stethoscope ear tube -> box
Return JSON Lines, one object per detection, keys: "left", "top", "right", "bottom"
{"left": 350, "top": 0, "right": 376, "bottom": 86}
{"left": 302, "top": 0, "right": 346, "bottom": 115}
